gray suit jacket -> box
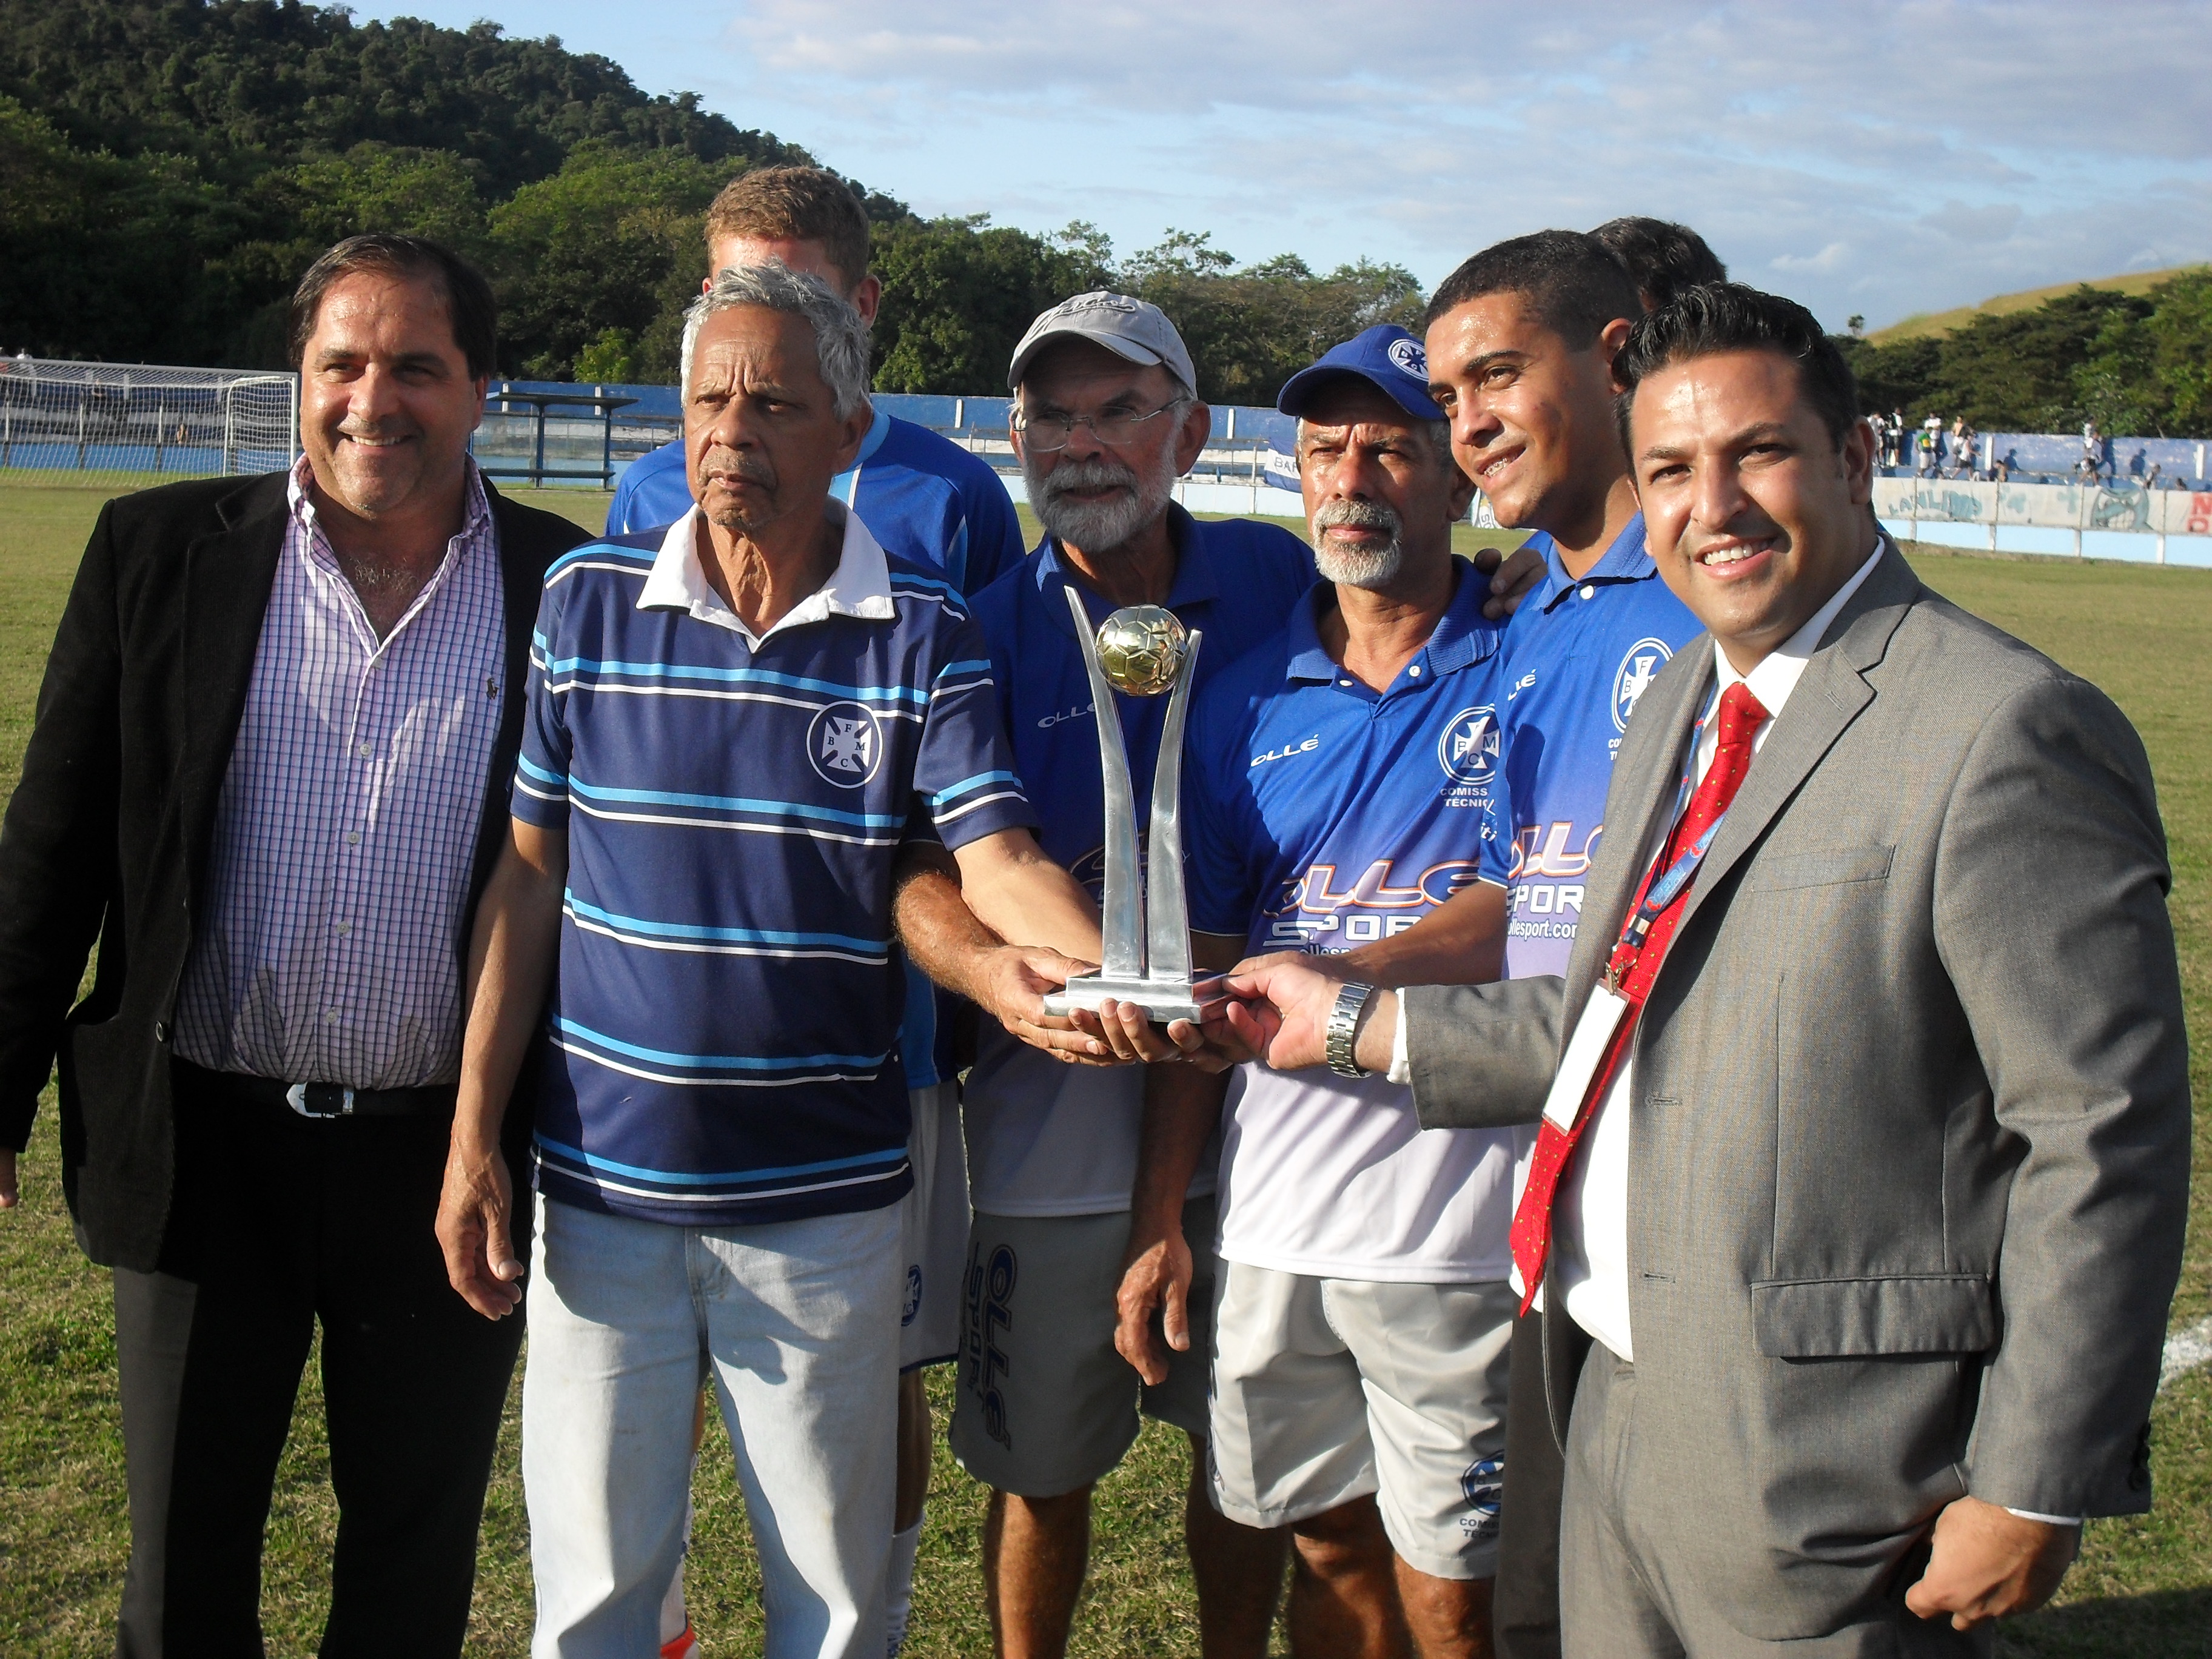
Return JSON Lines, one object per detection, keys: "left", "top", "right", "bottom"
{"left": 1404, "top": 541, "right": 2188, "bottom": 1634}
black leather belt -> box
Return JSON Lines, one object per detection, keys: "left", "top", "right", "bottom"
{"left": 210, "top": 1070, "right": 457, "bottom": 1119}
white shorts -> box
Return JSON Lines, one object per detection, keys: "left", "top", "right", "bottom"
{"left": 899, "top": 1082, "right": 968, "bottom": 1371}
{"left": 1208, "top": 1266, "right": 1515, "bottom": 1580}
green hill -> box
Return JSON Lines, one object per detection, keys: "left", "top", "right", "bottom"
{"left": 1871, "top": 266, "right": 2210, "bottom": 345}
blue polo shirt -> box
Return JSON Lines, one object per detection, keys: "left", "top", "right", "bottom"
{"left": 1183, "top": 565, "right": 1518, "bottom": 1280}
{"left": 512, "top": 504, "right": 1036, "bottom": 1226}
{"left": 611, "top": 409, "right": 1022, "bottom": 1091}
{"left": 960, "top": 505, "right": 1317, "bottom": 1215}
{"left": 1476, "top": 515, "right": 1704, "bottom": 978}
{"left": 611, "top": 411, "right": 1025, "bottom": 595}
{"left": 1186, "top": 565, "right": 1507, "bottom": 952}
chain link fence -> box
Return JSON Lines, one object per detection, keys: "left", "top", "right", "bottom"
{"left": 0, "top": 357, "right": 298, "bottom": 491}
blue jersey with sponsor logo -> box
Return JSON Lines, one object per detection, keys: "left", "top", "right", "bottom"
{"left": 960, "top": 506, "right": 1316, "bottom": 1215}
{"left": 1182, "top": 567, "right": 1518, "bottom": 1281}
{"left": 511, "top": 514, "right": 1034, "bottom": 1226}
{"left": 1476, "top": 516, "right": 1703, "bottom": 978}
{"left": 613, "top": 409, "right": 1024, "bottom": 1090}
{"left": 1185, "top": 568, "right": 1506, "bottom": 952}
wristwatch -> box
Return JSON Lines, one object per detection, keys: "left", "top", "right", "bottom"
{"left": 1325, "top": 982, "right": 1378, "bottom": 1079}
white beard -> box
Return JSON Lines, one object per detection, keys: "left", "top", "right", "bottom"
{"left": 1025, "top": 453, "right": 1176, "bottom": 554}
{"left": 1310, "top": 500, "right": 1407, "bottom": 590}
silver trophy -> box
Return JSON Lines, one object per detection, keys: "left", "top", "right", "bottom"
{"left": 1042, "top": 588, "right": 1213, "bottom": 1027}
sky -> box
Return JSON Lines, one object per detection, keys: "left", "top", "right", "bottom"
{"left": 359, "top": 0, "right": 2212, "bottom": 331}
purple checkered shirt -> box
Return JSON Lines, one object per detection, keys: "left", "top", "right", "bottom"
{"left": 173, "top": 457, "right": 508, "bottom": 1088}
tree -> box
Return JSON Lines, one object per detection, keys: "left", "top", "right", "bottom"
{"left": 1929, "top": 286, "right": 2151, "bottom": 430}
{"left": 870, "top": 215, "right": 1105, "bottom": 394}
{"left": 488, "top": 141, "right": 741, "bottom": 379}
{"left": 2093, "top": 268, "right": 2212, "bottom": 437}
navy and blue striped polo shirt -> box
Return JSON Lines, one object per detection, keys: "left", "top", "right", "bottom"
{"left": 512, "top": 503, "right": 1036, "bottom": 1226}
{"left": 611, "top": 411, "right": 1024, "bottom": 1092}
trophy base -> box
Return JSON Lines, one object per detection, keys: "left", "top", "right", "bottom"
{"left": 1043, "top": 973, "right": 1217, "bottom": 1028}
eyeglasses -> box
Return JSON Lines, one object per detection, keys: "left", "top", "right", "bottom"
{"left": 1012, "top": 397, "right": 1188, "bottom": 452}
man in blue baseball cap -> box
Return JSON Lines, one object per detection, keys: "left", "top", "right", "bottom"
{"left": 1115, "top": 321, "right": 1521, "bottom": 1657}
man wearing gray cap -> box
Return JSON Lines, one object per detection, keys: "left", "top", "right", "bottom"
{"left": 893, "top": 295, "right": 1543, "bottom": 1655}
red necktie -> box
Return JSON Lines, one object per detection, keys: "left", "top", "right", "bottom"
{"left": 1507, "top": 679, "right": 1771, "bottom": 1310}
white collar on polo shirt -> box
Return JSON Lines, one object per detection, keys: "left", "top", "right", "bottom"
{"left": 1709, "top": 534, "right": 1886, "bottom": 729}
{"left": 638, "top": 497, "right": 895, "bottom": 648}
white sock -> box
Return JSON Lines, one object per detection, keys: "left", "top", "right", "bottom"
{"left": 885, "top": 1510, "right": 925, "bottom": 1657}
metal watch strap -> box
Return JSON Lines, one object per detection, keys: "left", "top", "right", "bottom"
{"left": 1326, "top": 982, "right": 1378, "bottom": 1079}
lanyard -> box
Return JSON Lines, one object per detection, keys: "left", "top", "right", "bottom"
{"left": 1605, "top": 685, "right": 1731, "bottom": 991}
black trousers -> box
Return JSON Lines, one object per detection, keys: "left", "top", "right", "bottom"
{"left": 123, "top": 1063, "right": 525, "bottom": 1658}
{"left": 1492, "top": 1306, "right": 1592, "bottom": 1659}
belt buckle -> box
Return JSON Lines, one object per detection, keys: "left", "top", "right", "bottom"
{"left": 284, "top": 1082, "right": 356, "bottom": 1118}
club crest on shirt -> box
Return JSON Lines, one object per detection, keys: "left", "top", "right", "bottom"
{"left": 1611, "top": 638, "right": 1673, "bottom": 732}
{"left": 808, "top": 700, "right": 885, "bottom": 788}
{"left": 1436, "top": 705, "right": 1500, "bottom": 794}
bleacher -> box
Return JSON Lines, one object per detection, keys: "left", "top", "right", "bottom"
{"left": 1877, "top": 425, "right": 2207, "bottom": 487}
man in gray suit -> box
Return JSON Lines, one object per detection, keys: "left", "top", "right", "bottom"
{"left": 1208, "top": 284, "right": 2190, "bottom": 1654}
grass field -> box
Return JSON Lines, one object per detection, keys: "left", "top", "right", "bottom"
{"left": 0, "top": 480, "right": 2204, "bottom": 1655}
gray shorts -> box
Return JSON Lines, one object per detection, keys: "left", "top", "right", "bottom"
{"left": 1208, "top": 1265, "right": 1516, "bottom": 1580}
{"left": 899, "top": 1082, "right": 967, "bottom": 1370}
{"left": 950, "top": 1199, "right": 1218, "bottom": 1497}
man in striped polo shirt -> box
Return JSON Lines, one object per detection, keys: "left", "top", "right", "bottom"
{"left": 436, "top": 263, "right": 1111, "bottom": 1658}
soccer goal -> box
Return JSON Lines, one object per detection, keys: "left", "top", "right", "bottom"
{"left": 0, "top": 357, "right": 299, "bottom": 490}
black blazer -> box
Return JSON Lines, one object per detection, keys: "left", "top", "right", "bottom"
{"left": 0, "top": 470, "right": 591, "bottom": 1272}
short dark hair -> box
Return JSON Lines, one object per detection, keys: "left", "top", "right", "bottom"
{"left": 1423, "top": 230, "right": 1642, "bottom": 350}
{"left": 288, "top": 234, "right": 497, "bottom": 378}
{"left": 1614, "top": 283, "right": 1861, "bottom": 455}
{"left": 1590, "top": 217, "right": 1728, "bottom": 312}
{"left": 703, "top": 166, "right": 872, "bottom": 292}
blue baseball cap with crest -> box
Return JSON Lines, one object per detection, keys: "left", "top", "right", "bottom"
{"left": 1276, "top": 324, "right": 1439, "bottom": 421}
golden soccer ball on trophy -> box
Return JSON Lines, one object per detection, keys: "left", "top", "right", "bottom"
{"left": 1096, "top": 605, "right": 1189, "bottom": 697}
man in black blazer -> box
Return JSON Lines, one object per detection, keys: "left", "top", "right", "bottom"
{"left": 0, "top": 235, "right": 588, "bottom": 1656}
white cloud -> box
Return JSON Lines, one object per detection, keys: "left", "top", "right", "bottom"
{"left": 358, "top": 0, "right": 2212, "bottom": 329}
{"left": 1773, "top": 242, "right": 1852, "bottom": 273}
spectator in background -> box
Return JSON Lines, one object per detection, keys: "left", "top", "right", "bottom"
{"left": 2081, "top": 417, "right": 2105, "bottom": 479}
{"left": 1949, "top": 418, "right": 1978, "bottom": 480}
{"left": 0, "top": 234, "right": 590, "bottom": 1655}
{"left": 1865, "top": 411, "right": 1887, "bottom": 474}
{"left": 1589, "top": 217, "right": 1727, "bottom": 310}
{"left": 1918, "top": 414, "right": 1942, "bottom": 476}
{"left": 1887, "top": 410, "right": 1905, "bottom": 469}
{"left": 1994, "top": 449, "right": 2014, "bottom": 484}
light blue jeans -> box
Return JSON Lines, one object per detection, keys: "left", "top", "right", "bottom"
{"left": 523, "top": 1194, "right": 902, "bottom": 1659}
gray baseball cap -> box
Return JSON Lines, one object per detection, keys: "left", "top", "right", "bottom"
{"left": 1007, "top": 290, "right": 1198, "bottom": 395}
